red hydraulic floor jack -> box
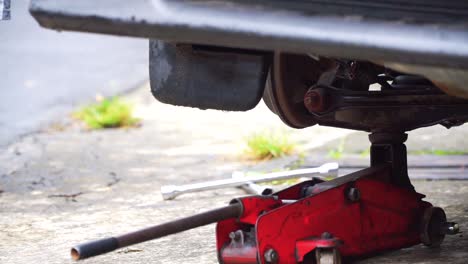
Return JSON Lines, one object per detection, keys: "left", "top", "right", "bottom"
{"left": 71, "top": 133, "right": 459, "bottom": 263}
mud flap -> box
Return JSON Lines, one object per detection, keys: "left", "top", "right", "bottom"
{"left": 149, "top": 40, "right": 270, "bottom": 111}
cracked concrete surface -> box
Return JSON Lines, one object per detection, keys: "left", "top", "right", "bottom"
{"left": 0, "top": 85, "right": 467, "bottom": 263}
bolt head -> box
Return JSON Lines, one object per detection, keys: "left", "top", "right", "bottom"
{"left": 304, "top": 88, "right": 328, "bottom": 113}
{"left": 321, "top": 232, "right": 333, "bottom": 239}
{"left": 264, "top": 249, "right": 279, "bottom": 263}
{"left": 346, "top": 187, "right": 360, "bottom": 202}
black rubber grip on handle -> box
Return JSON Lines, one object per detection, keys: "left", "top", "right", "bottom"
{"left": 71, "top": 237, "right": 119, "bottom": 260}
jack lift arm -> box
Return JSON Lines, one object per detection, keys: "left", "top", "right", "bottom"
{"left": 71, "top": 132, "right": 459, "bottom": 263}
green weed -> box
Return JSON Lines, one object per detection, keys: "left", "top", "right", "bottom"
{"left": 244, "top": 131, "right": 296, "bottom": 160}
{"left": 410, "top": 149, "right": 468, "bottom": 156}
{"left": 359, "top": 148, "right": 371, "bottom": 157}
{"left": 327, "top": 137, "right": 346, "bottom": 159}
{"left": 73, "top": 97, "right": 140, "bottom": 129}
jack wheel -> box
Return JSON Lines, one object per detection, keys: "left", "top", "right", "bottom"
{"left": 420, "top": 206, "right": 447, "bottom": 248}
{"left": 314, "top": 248, "right": 342, "bottom": 264}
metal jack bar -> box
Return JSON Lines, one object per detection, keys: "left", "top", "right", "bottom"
{"left": 160, "top": 163, "right": 339, "bottom": 200}
{"left": 71, "top": 203, "right": 243, "bottom": 260}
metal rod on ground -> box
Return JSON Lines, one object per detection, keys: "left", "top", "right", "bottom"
{"left": 239, "top": 182, "right": 274, "bottom": 195}
{"left": 71, "top": 203, "right": 242, "bottom": 260}
{"left": 232, "top": 171, "right": 274, "bottom": 195}
{"left": 160, "top": 163, "right": 339, "bottom": 200}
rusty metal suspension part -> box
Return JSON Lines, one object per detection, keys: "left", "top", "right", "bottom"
{"left": 265, "top": 52, "right": 468, "bottom": 132}
{"left": 263, "top": 53, "right": 328, "bottom": 128}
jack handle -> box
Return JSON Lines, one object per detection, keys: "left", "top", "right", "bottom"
{"left": 71, "top": 203, "right": 242, "bottom": 260}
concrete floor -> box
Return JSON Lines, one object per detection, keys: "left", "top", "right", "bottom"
{"left": 0, "top": 85, "right": 467, "bottom": 263}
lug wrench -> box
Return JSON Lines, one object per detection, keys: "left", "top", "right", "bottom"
{"left": 232, "top": 171, "right": 274, "bottom": 195}
{"left": 161, "top": 163, "right": 339, "bottom": 200}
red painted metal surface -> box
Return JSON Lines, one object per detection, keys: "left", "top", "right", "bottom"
{"left": 236, "top": 196, "right": 283, "bottom": 225}
{"left": 217, "top": 167, "right": 432, "bottom": 264}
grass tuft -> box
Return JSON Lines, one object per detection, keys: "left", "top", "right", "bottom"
{"left": 410, "top": 149, "right": 468, "bottom": 156}
{"left": 359, "top": 148, "right": 371, "bottom": 157}
{"left": 327, "top": 137, "right": 346, "bottom": 159}
{"left": 73, "top": 96, "right": 140, "bottom": 129}
{"left": 244, "top": 131, "right": 296, "bottom": 160}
